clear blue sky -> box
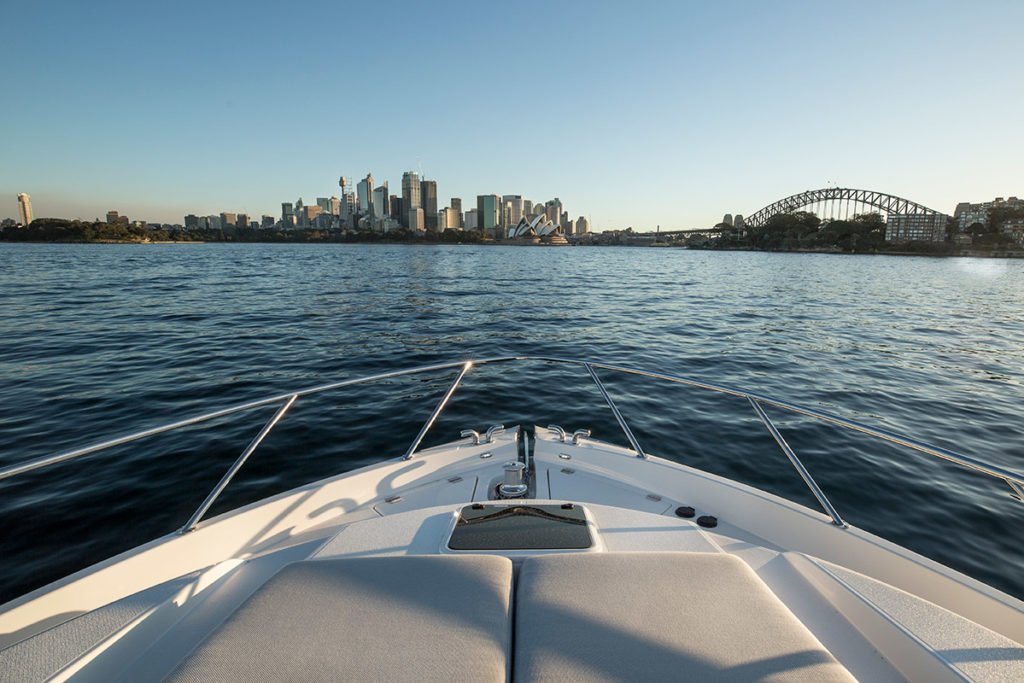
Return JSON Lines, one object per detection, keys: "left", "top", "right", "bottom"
{"left": 2, "top": 0, "right": 1022, "bottom": 229}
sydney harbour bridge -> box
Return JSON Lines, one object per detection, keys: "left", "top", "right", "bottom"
{"left": 649, "top": 187, "right": 947, "bottom": 237}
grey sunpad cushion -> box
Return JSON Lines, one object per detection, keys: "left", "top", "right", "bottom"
{"left": 168, "top": 554, "right": 513, "bottom": 682}
{"left": 514, "top": 552, "right": 855, "bottom": 682}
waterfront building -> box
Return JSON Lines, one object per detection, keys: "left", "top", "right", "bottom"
{"left": 316, "top": 198, "right": 331, "bottom": 213}
{"left": 402, "top": 172, "right": 421, "bottom": 228}
{"left": 281, "top": 202, "right": 295, "bottom": 226}
{"left": 450, "top": 198, "right": 463, "bottom": 228}
{"left": 105, "top": 210, "right": 129, "bottom": 225}
{"left": 390, "top": 195, "right": 403, "bottom": 221}
{"left": 207, "top": 215, "right": 221, "bottom": 231}
{"left": 408, "top": 207, "right": 425, "bottom": 232}
{"left": 357, "top": 174, "right": 374, "bottom": 215}
{"left": 185, "top": 214, "right": 199, "bottom": 228}
{"left": 477, "top": 194, "right": 501, "bottom": 235}
{"left": 373, "top": 185, "right": 389, "bottom": 218}
{"left": 1001, "top": 218, "right": 1024, "bottom": 245}
{"left": 421, "top": 180, "right": 438, "bottom": 230}
{"left": 563, "top": 216, "right": 576, "bottom": 236}
{"left": 465, "top": 209, "right": 479, "bottom": 230}
{"left": 261, "top": 215, "right": 275, "bottom": 229}
{"left": 237, "top": 213, "right": 249, "bottom": 229}
{"left": 503, "top": 195, "right": 524, "bottom": 227}
{"left": 577, "top": 216, "right": 590, "bottom": 234}
{"left": 523, "top": 199, "right": 533, "bottom": 216}
{"left": 885, "top": 213, "right": 947, "bottom": 242}
{"left": 303, "top": 205, "right": 322, "bottom": 224}
{"left": 545, "top": 198, "right": 563, "bottom": 225}
{"left": 439, "top": 207, "right": 461, "bottom": 230}
{"left": 723, "top": 214, "right": 734, "bottom": 227}
{"left": 17, "top": 193, "right": 33, "bottom": 226}
{"left": 329, "top": 196, "right": 341, "bottom": 216}
{"left": 954, "top": 196, "right": 1024, "bottom": 232}
{"left": 220, "top": 212, "right": 237, "bottom": 229}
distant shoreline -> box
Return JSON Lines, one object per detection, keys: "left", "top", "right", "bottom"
{"left": 2, "top": 239, "right": 1022, "bottom": 258}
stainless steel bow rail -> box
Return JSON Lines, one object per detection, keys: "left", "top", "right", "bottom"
{"left": 1, "top": 357, "right": 1022, "bottom": 533}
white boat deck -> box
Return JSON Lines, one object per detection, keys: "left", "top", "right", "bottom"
{"left": 1, "top": 355, "right": 1022, "bottom": 682}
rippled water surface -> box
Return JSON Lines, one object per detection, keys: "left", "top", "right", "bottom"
{"left": 1, "top": 243, "right": 1022, "bottom": 603}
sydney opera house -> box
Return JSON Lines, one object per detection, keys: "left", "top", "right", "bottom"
{"left": 507, "top": 216, "right": 569, "bottom": 245}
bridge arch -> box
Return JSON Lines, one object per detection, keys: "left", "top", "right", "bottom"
{"left": 743, "top": 188, "right": 945, "bottom": 229}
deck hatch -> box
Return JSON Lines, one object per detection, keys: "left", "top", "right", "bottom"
{"left": 448, "top": 504, "right": 593, "bottom": 550}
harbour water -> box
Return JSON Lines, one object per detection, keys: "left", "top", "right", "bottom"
{"left": 1, "top": 243, "right": 1022, "bottom": 603}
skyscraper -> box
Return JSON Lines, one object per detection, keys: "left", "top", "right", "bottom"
{"left": 373, "top": 185, "right": 389, "bottom": 219}
{"left": 477, "top": 195, "right": 501, "bottom": 236}
{"left": 576, "top": 216, "right": 590, "bottom": 234}
{"left": 503, "top": 195, "right": 524, "bottom": 226}
{"left": 17, "top": 193, "right": 33, "bottom": 226}
{"left": 451, "top": 198, "right": 463, "bottom": 228}
{"left": 408, "top": 207, "right": 425, "bottom": 232}
{"left": 282, "top": 202, "right": 295, "bottom": 226}
{"left": 401, "top": 172, "right": 421, "bottom": 228}
{"left": 420, "top": 180, "right": 438, "bottom": 230}
{"left": 357, "top": 173, "right": 374, "bottom": 215}
{"left": 545, "top": 198, "right": 563, "bottom": 224}
{"left": 316, "top": 198, "right": 331, "bottom": 213}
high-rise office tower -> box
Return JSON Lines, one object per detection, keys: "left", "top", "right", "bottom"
{"left": 316, "top": 198, "right": 331, "bottom": 213}
{"left": 420, "top": 180, "right": 438, "bottom": 230}
{"left": 390, "top": 195, "right": 403, "bottom": 221}
{"left": 282, "top": 202, "right": 295, "bottom": 226}
{"left": 503, "top": 195, "right": 524, "bottom": 226}
{"left": 450, "top": 198, "right": 463, "bottom": 228}
{"left": 477, "top": 195, "right": 501, "bottom": 235}
{"left": 106, "top": 210, "right": 120, "bottom": 224}
{"left": 373, "top": 186, "right": 389, "bottom": 219}
{"left": 523, "top": 199, "right": 533, "bottom": 216}
{"left": 221, "top": 212, "right": 237, "bottom": 229}
{"left": 17, "top": 193, "right": 33, "bottom": 226}
{"left": 329, "top": 196, "right": 341, "bottom": 216}
{"left": 545, "top": 198, "right": 563, "bottom": 225}
{"left": 464, "top": 209, "right": 479, "bottom": 230}
{"left": 576, "top": 216, "right": 590, "bottom": 234}
{"left": 563, "top": 215, "right": 576, "bottom": 236}
{"left": 408, "top": 207, "right": 425, "bottom": 232}
{"left": 237, "top": 213, "right": 249, "bottom": 229}
{"left": 357, "top": 174, "right": 374, "bottom": 215}
{"left": 401, "top": 172, "right": 421, "bottom": 228}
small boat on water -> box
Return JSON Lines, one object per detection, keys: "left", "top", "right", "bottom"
{"left": 1, "top": 356, "right": 1022, "bottom": 681}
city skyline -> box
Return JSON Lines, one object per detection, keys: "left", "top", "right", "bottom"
{"left": 1, "top": 1, "right": 1022, "bottom": 228}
